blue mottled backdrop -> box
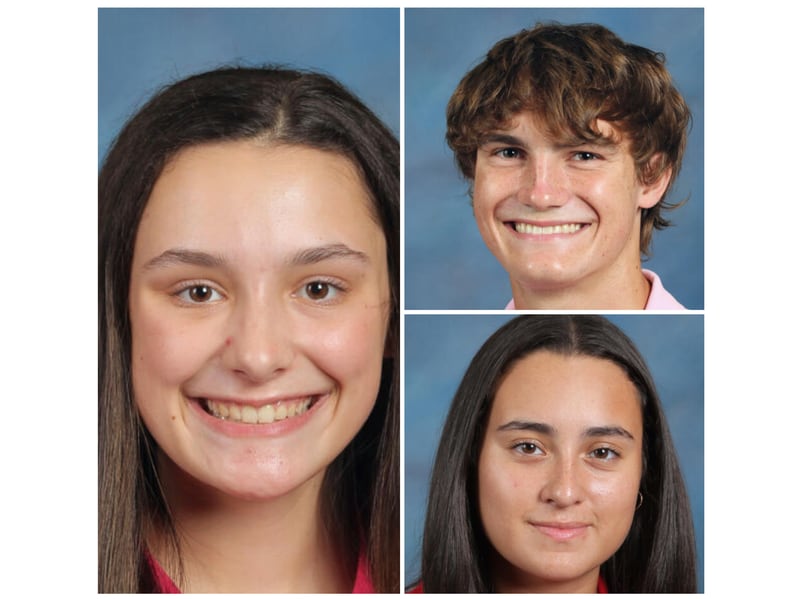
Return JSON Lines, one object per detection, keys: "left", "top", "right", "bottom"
{"left": 99, "top": 8, "right": 399, "bottom": 165}
{"left": 404, "top": 314, "right": 704, "bottom": 591}
{"left": 405, "top": 8, "right": 704, "bottom": 309}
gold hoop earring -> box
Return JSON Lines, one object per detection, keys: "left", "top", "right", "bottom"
{"left": 636, "top": 492, "right": 643, "bottom": 510}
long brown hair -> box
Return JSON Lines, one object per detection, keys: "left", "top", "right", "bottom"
{"left": 99, "top": 66, "right": 399, "bottom": 592}
{"left": 418, "top": 316, "right": 696, "bottom": 592}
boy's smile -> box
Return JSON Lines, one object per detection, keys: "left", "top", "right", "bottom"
{"left": 472, "top": 112, "right": 669, "bottom": 309}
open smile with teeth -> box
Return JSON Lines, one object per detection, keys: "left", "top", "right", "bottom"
{"left": 201, "top": 396, "right": 319, "bottom": 424}
{"left": 512, "top": 222, "right": 584, "bottom": 235}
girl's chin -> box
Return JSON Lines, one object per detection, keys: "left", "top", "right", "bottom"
{"left": 190, "top": 465, "right": 329, "bottom": 503}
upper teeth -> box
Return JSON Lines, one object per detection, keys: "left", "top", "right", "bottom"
{"left": 514, "top": 223, "right": 582, "bottom": 235}
{"left": 205, "top": 397, "right": 313, "bottom": 424}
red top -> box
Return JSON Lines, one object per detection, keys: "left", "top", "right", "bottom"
{"left": 408, "top": 577, "right": 608, "bottom": 593}
{"left": 146, "top": 552, "right": 180, "bottom": 594}
{"left": 146, "top": 550, "right": 374, "bottom": 593}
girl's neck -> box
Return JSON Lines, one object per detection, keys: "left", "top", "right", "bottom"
{"left": 148, "top": 456, "right": 351, "bottom": 593}
{"left": 496, "top": 574, "right": 600, "bottom": 594}
{"left": 490, "top": 552, "right": 600, "bottom": 594}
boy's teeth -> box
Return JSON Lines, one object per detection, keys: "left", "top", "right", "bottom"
{"left": 514, "top": 222, "right": 582, "bottom": 235}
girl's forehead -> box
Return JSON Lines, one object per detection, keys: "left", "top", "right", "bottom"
{"left": 489, "top": 351, "right": 642, "bottom": 434}
{"left": 132, "top": 141, "right": 385, "bottom": 269}
{"left": 145, "top": 142, "right": 370, "bottom": 219}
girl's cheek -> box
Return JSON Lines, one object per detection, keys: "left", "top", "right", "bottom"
{"left": 306, "top": 307, "right": 387, "bottom": 372}
{"left": 132, "top": 304, "right": 218, "bottom": 385}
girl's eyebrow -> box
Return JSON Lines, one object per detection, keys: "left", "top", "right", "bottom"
{"left": 497, "top": 420, "right": 554, "bottom": 435}
{"left": 141, "top": 243, "right": 369, "bottom": 271}
{"left": 584, "top": 425, "right": 635, "bottom": 440}
{"left": 496, "top": 420, "right": 635, "bottom": 440}
{"left": 143, "top": 248, "right": 226, "bottom": 270}
{"left": 288, "top": 243, "right": 370, "bottom": 267}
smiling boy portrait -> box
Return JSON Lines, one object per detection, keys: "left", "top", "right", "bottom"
{"left": 447, "top": 22, "right": 691, "bottom": 310}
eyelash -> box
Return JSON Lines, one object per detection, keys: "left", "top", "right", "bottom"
{"left": 173, "top": 282, "right": 225, "bottom": 305}
{"left": 296, "top": 278, "right": 348, "bottom": 304}
{"left": 170, "top": 278, "right": 349, "bottom": 307}
{"left": 491, "top": 148, "right": 602, "bottom": 162}
{"left": 510, "top": 442, "right": 620, "bottom": 461}
{"left": 572, "top": 151, "right": 602, "bottom": 161}
{"left": 589, "top": 447, "right": 620, "bottom": 461}
{"left": 511, "top": 441, "right": 544, "bottom": 456}
{"left": 493, "top": 147, "right": 524, "bottom": 160}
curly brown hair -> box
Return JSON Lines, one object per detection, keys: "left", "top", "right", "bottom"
{"left": 446, "top": 23, "right": 691, "bottom": 254}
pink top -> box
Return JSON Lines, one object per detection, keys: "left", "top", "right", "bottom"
{"left": 504, "top": 269, "right": 685, "bottom": 310}
{"left": 641, "top": 269, "right": 685, "bottom": 310}
{"left": 408, "top": 577, "right": 608, "bottom": 593}
{"left": 145, "top": 552, "right": 180, "bottom": 594}
{"left": 146, "top": 550, "right": 374, "bottom": 593}
{"left": 351, "top": 552, "right": 375, "bottom": 593}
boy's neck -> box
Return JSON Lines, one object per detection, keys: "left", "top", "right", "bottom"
{"left": 510, "top": 264, "right": 652, "bottom": 310}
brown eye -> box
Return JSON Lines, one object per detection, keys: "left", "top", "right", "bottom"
{"left": 497, "top": 147, "right": 522, "bottom": 159}
{"left": 305, "top": 281, "right": 331, "bottom": 300}
{"left": 176, "top": 284, "right": 222, "bottom": 304}
{"left": 590, "top": 447, "right": 619, "bottom": 461}
{"left": 573, "top": 151, "right": 600, "bottom": 161}
{"left": 513, "top": 442, "right": 542, "bottom": 455}
{"left": 189, "top": 285, "right": 214, "bottom": 302}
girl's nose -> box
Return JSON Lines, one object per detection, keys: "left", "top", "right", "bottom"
{"left": 221, "top": 296, "right": 295, "bottom": 383}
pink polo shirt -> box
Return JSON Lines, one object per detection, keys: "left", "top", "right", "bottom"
{"left": 504, "top": 269, "right": 685, "bottom": 310}
{"left": 146, "top": 550, "right": 374, "bottom": 593}
{"left": 641, "top": 269, "right": 685, "bottom": 309}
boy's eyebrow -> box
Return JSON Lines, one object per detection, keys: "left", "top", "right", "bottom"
{"left": 479, "top": 132, "right": 621, "bottom": 153}
{"left": 143, "top": 248, "right": 226, "bottom": 270}
{"left": 480, "top": 133, "right": 527, "bottom": 147}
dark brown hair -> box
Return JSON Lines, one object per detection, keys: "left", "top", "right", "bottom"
{"left": 446, "top": 23, "right": 691, "bottom": 254}
{"left": 418, "top": 315, "right": 696, "bottom": 592}
{"left": 99, "top": 66, "right": 399, "bottom": 592}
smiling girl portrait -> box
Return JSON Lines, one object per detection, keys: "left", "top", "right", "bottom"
{"left": 98, "top": 65, "right": 399, "bottom": 593}
{"left": 408, "top": 315, "right": 699, "bottom": 593}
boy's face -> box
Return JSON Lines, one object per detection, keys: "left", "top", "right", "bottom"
{"left": 472, "top": 112, "right": 666, "bottom": 298}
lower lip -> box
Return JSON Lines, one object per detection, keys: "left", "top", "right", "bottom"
{"left": 187, "top": 394, "right": 328, "bottom": 438}
{"left": 532, "top": 524, "right": 589, "bottom": 541}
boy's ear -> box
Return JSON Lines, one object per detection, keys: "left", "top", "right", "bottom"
{"left": 637, "top": 155, "right": 672, "bottom": 210}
